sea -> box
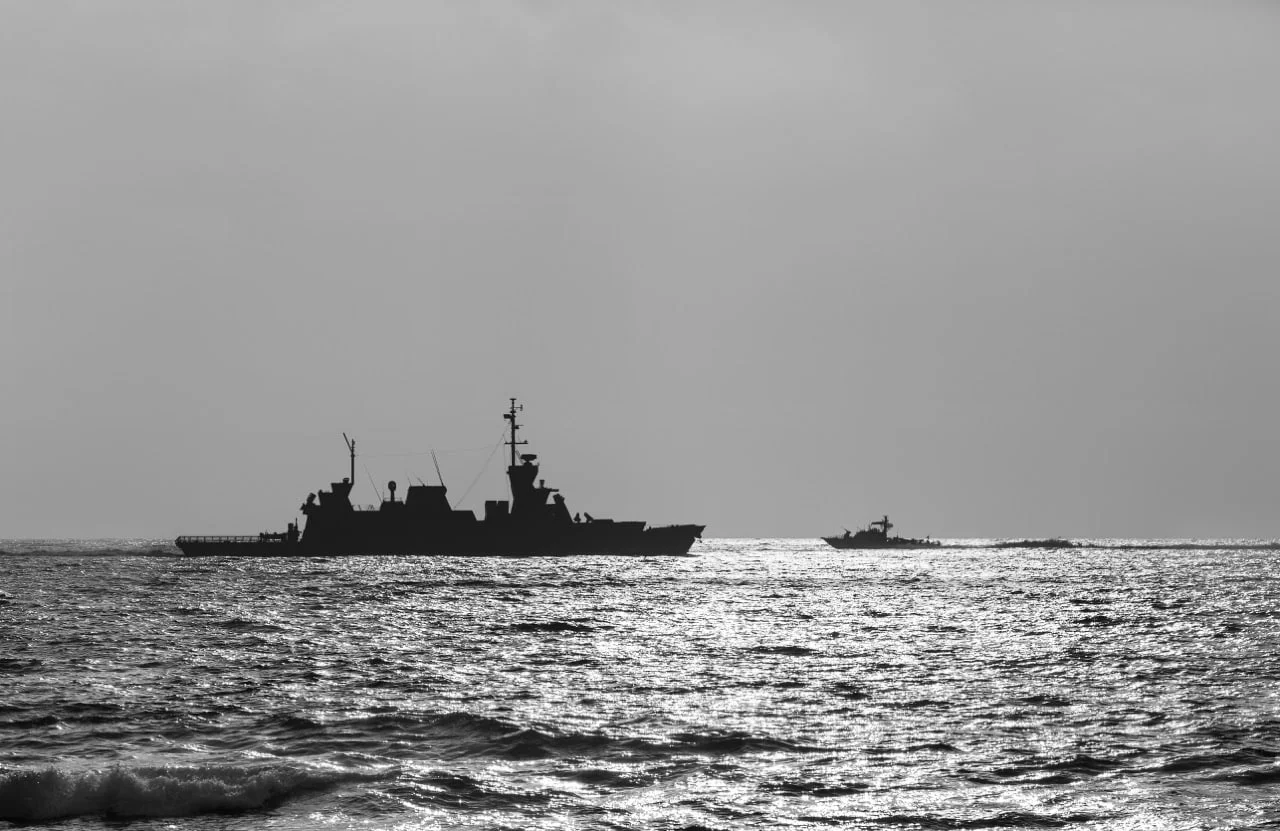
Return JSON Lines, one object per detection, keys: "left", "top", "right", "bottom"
{"left": 3, "top": 538, "right": 1280, "bottom": 830}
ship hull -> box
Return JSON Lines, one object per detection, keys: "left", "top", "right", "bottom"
{"left": 176, "top": 524, "right": 705, "bottom": 557}
{"left": 174, "top": 537, "right": 300, "bottom": 557}
{"left": 822, "top": 536, "right": 940, "bottom": 550}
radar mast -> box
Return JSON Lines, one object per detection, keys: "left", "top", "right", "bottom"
{"left": 343, "top": 433, "right": 356, "bottom": 484}
{"left": 504, "top": 398, "right": 528, "bottom": 468}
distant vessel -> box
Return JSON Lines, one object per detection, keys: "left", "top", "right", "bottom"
{"left": 176, "top": 399, "right": 705, "bottom": 556}
{"left": 822, "top": 515, "right": 940, "bottom": 549}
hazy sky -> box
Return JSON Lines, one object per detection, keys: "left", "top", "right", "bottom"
{"left": 4, "top": 2, "right": 1280, "bottom": 539}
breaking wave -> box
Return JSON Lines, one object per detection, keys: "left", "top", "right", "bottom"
{"left": 0, "top": 762, "right": 387, "bottom": 821}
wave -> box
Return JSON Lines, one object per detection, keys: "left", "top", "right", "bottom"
{"left": 762, "top": 779, "right": 869, "bottom": 797}
{"left": 488, "top": 725, "right": 819, "bottom": 760}
{"left": 1088, "top": 541, "right": 1280, "bottom": 551}
{"left": 1212, "top": 765, "right": 1280, "bottom": 785}
{"left": 884, "top": 699, "right": 952, "bottom": 711}
{"left": 749, "top": 645, "right": 818, "bottom": 656}
{"left": 264, "top": 710, "right": 524, "bottom": 737}
{"left": 831, "top": 681, "right": 871, "bottom": 700}
{"left": 550, "top": 767, "right": 656, "bottom": 789}
{"left": 214, "top": 616, "right": 288, "bottom": 633}
{"left": 1017, "top": 695, "right": 1071, "bottom": 708}
{"left": 1152, "top": 746, "right": 1280, "bottom": 775}
{"left": 0, "top": 547, "right": 178, "bottom": 558}
{"left": 0, "top": 762, "right": 388, "bottom": 821}
{"left": 663, "top": 729, "right": 824, "bottom": 755}
{"left": 944, "top": 539, "right": 1280, "bottom": 551}
{"left": 869, "top": 811, "right": 1105, "bottom": 828}
{"left": 992, "top": 753, "right": 1126, "bottom": 783}
{"left": 0, "top": 539, "right": 179, "bottom": 558}
{"left": 379, "top": 771, "right": 558, "bottom": 811}
{"left": 507, "top": 620, "right": 595, "bottom": 633}
{"left": 254, "top": 710, "right": 826, "bottom": 762}
{"left": 0, "top": 657, "right": 41, "bottom": 673}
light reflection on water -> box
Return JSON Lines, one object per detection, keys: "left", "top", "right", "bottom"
{"left": 2, "top": 539, "right": 1279, "bottom": 829}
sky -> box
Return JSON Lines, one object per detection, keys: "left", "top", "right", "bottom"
{"left": 3, "top": 2, "right": 1280, "bottom": 539}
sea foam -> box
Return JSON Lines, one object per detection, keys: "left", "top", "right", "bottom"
{"left": 0, "top": 762, "right": 383, "bottom": 820}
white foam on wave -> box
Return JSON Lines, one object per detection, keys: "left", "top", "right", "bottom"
{"left": 0, "top": 762, "right": 387, "bottom": 820}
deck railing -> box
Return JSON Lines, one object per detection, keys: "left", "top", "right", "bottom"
{"left": 175, "top": 536, "right": 288, "bottom": 545}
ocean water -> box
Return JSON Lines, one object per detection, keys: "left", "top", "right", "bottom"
{"left": 3, "top": 538, "right": 1280, "bottom": 830}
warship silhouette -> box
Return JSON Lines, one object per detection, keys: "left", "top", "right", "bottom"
{"left": 176, "top": 399, "right": 705, "bottom": 556}
{"left": 822, "top": 515, "right": 940, "bottom": 549}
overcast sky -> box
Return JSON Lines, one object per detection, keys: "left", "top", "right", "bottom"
{"left": 3, "top": 2, "right": 1279, "bottom": 539}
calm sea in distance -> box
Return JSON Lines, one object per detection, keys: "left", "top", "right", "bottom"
{"left": 3, "top": 538, "right": 1279, "bottom": 829}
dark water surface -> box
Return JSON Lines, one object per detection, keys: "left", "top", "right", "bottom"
{"left": 2, "top": 539, "right": 1279, "bottom": 829}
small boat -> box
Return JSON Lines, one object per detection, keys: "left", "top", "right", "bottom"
{"left": 822, "top": 515, "right": 940, "bottom": 549}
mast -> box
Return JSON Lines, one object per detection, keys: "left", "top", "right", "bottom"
{"left": 504, "top": 398, "right": 527, "bottom": 468}
{"left": 343, "top": 433, "right": 355, "bottom": 484}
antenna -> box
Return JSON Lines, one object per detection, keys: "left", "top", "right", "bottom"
{"left": 431, "top": 450, "right": 445, "bottom": 488}
{"left": 343, "top": 433, "right": 356, "bottom": 485}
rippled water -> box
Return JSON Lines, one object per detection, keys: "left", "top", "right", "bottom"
{"left": 3, "top": 539, "right": 1280, "bottom": 829}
